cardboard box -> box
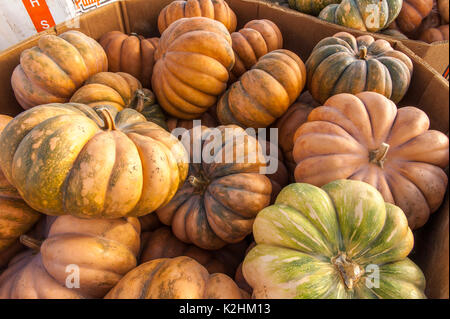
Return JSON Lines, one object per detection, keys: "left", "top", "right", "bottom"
{"left": 0, "top": 0, "right": 448, "bottom": 298}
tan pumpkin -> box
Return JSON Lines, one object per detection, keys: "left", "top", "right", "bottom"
{"left": 99, "top": 31, "right": 158, "bottom": 88}
{"left": 293, "top": 91, "right": 449, "bottom": 229}
{"left": 70, "top": 72, "right": 167, "bottom": 129}
{"left": 11, "top": 31, "right": 107, "bottom": 110}
{"left": 152, "top": 17, "right": 235, "bottom": 120}
{"left": 419, "top": 24, "right": 449, "bottom": 42}
{"left": 0, "top": 216, "right": 140, "bottom": 298}
{"left": 396, "top": 0, "right": 433, "bottom": 33}
{"left": 230, "top": 19, "right": 283, "bottom": 82}
{"left": 438, "top": 0, "right": 449, "bottom": 23}
{"left": 140, "top": 226, "right": 247, "bottom": 276}
{"left": 157, "top": 0, "right": 237, "bottom": 34}
{"left": 0, "top": 115, "right": 41, "bottom": 254}
{"left": 105, "top": 256, "right": 248, "bottom": 299}
{"left": 218, "top": 49, "right": 306, "bottom": 128}
{"left": 156, "top": 125, "right": 272, "bottom": 250}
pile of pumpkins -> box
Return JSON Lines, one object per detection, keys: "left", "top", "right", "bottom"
{"left": 0, "top": 0, "right": 448, "bottom": 299}
{"left": 285, "top": 0, "right": 449, "bottom": 43}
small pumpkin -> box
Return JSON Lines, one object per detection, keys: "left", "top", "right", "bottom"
{"left": 306, "top": 32, "right": 413, "bottom": 104}
{"left": 140, "top": 226, "right": 247, "bottom": 276}
{"left": 11, "top": 31, "right": 107, "bottom": 110}
{"left": 156, "top": 125, "right": 272, "bottom": 250}
{"left": 288, "top": 0, "right": 342, "bottom": 16}
{"left": 99, "top": 31, "right": 158, "bottom": 88}
{"left": 0, "top": 216, "right": 140, "bottom": 298}
{"left": 167, "top": 109, "right": 218, "bottom": 132}
{"left": 319, "top": 0, "right": 402, "bottom": 32}
{"left": 234, "top": 242, "right": 255, "bottom": 294}
{"left": 218, "top": 49, "right": 306, "bottom": 128}
{"left": 105, "top": 256, "right": 248, "bottom": 299}
{"left": 70, "top": 72, "right": 167, "bottom": 129}
{"left": 293, "top": 91, "right": 449, "bottom": 229}
{"left": 396, "top": 0, "right": 433, "bottom": 33}
{"left": 243, "top": 180, "right": 426, "bottom": 299}
{"left": 0, "top": 104, "right": 188, "bottom": 218}
{"left": 157, "top": 0, "right": 237, "bottom": 34}
{"left": 152, "top": 17, "right": 235, "bottom": 119}
{"left": 418, "top": 24, "right": 449, "bottom": 42}
{"left": 230, "top": 19, "right": 283, "bottom": 82}
{"left": 438, "top": 0, "right": 449, "bottom": 23}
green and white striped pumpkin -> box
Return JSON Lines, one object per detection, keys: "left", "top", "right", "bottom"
{"left": 243, "top": 180, "right": 426, "bottom": 299}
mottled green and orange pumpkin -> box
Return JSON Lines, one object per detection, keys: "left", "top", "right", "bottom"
{"left": 243, "top": 180, "right": 426, "bottom": 299}
{"left": 0, "top": 104, "right": 188, "bottom": 218}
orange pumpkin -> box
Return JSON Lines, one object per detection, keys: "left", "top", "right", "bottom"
{"left": 438, "top": 0, "right": 449, "bottom": 23}
{"left": 99, "top": 31, "right": 158, "bottom": 88}
{"left": 230, "top": 19, "right": 283, "bottom": 82}
{"left": 167, "top": 109, "right": 218, "bottom": 132}
{"left": 234, "top": 242, "right": 255, "bottom": 294}
{"left": 157, "top": 0, "right": 237, "bottom": 34}
{"left": 396, "top": 0, "right": 433, "bottom": 33}
{"left": 153, "top": 17, "right": 235, "bottom": 119}
{"left": 11, "top": 31, "right": 107, "bottom": 110}
{"left": 419, "top": 24, "right": 449, "bottom": 42}
{"left": 293, "top": 91, "right": 449, "bottom": 229}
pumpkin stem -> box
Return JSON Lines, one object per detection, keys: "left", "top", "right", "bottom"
{"left": 369, "top": 142, "right": 390, "bottom": 168}
{"left": 188, "top": 172, "right": 210, "bottom": 194}
{"left": 131, "top": 89, "right": 156, "bottom": 113}
{"left": 332, "top": 253, "right": 364, "bottom": 290}
{"left": 359, "top": 46, "right": 368, "bottom": 60}
{"left": 20, "top": 235, "right": 42, "bottom": 252}
{"left": 97, "top": 107, "right": 116, "bottom": 131}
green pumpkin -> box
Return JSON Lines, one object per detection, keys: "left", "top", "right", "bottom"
{"left": 243, "top": 180, "right": 426, "bottom": 299}
{"left": 288, "top": 0, "right": 342, "bottom": 16}
{"left": 319, "top": 0, "right": 402, "bottom": 32}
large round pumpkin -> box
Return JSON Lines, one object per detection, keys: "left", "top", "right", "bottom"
{"left": 105, "top": 256, "right": 248, "bottom": 299}
{"left": 319, "top": 0, "right": 402, "bottom": 32}
{"left": 396, "top": 0, "right": 433, "bottom": 33}
{"left": 306, "top": 32, "right": 413, "bottom": 104}
{"left": 70, "top": 72, "right": 167, "bottom": 129}
{"left": 230, "top": 19, "right": 283, "bottom": 82}
{"left": 11, "top": 31, "right": 107, "bottom": 110}
{"left": 293, "top": 91, "right": 449, "bottom": 229}
{"left": 217, "top": 49, "right": 306, "bottom": 128}
{"left": 0, "top": 104, "right": 188, "bottom": 218}
{"left": 418, "top": 24, "right": 449, "bottom": 42}
{"left": 156, "top": 125, "right": 272, "bottom": 250}
{"left": 152, "top": 17, "right": 235, "bottom": 119}
{"left": 243, "top": 180, "right": 426, "bottom": 299}
{"left": 157, "top": 0, "right": 237, "bottom": 34}
{"left": 288, "top": 0, "right": 342, "bottom": 15}
{"left": 0, "top": 216, "right": 140, "bottom": 298}
{"left": 99, "top": 31, "right": 158, "bottom": 88}
{"left": 140, "top": 226, "right": 247, "bottom": 276}
{"left": 438, "top": 0, "right": 449, "bottom": 23}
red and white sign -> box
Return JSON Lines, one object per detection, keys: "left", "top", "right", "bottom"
{"left": 21, "top": 0, "right": 56, "bottom": 32}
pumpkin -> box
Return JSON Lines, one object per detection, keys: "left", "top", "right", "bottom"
{"left": 99, "top": 31, "right": 158, "bottom": 88}
{"left": 156, "top": 125, "right": 272, "bottom": 250}
{"left": 0, "top": 115, "right": 41, "bottom": 253}
{"left": 293, "top": 91, "right": 449, "bottom": 229}
{"left": 167, "top": 109, "right": 218, "bottom": 132}
{"left": 0, "top": 104, "right": 188, "bottom": 218}
{"left": 396, "top": 0, "right": 433, "bottom": 33}
{"left": 157, "top": 0, "right": 237, "bottom": 34}
{"left": 230, "top": 19, "right": 283, "bottom": 82}
{"left": 306, "top": 32, "right": 413, "bottom": 104}
{"left": 139, "top": 214, "right": 162, "bottom": 233}
{"left": 319, "top": 0, "right": 402, "bottom": 32}
{"left": 11, "top": 31, "right": 107, "bottom": 110}
{"left": 152, "top": 17, "right": 235, "bottom": 119}
{"left": 105, "top": 256, "right": 248, "bottom": 299}
{"left": 263, "top": 141, "right": 289, "bottom": 202}
{"left": 418, "top": 24, "right": 449, "bottom": 42}
{"left": 70, "top": 72, "right": 167, "bottom": 129}
{"left": 438, "top": 0, "right": 449, "bottom": 23}
{"left": 243, "top": 180, "right": 426, "bottom": 298}
{"left": 0, "top": 216, "right": 140, "bottom": 298}
{"left": 288, "top": 0, "right": 342, "bottom": 16}
{"left": 378, "top": 28, "right": 409, "bottom": 39}
{"left": 218, "top": 49, "right": 306, "bottom": 128}
{"left": 140, "top": 226, "right": 247, "bottom": 276}
{"left": 234, "top": 242, "right": 255, "bottom": 294}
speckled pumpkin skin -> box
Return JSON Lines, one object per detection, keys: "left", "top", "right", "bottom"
{"left": 288, "top": 0, "right": 342, "bottom": 15}
{"left": 319, "top": 0, "right": 402, "bottom": 32}
{"left": 156, "top": 125, "right": 272, "bottom": 250}
{"left": 0, "top": 104, "right": 188, "bottom": 218}
{"left": 105, "top": 256, "right": 248, "bottom": 299}
{"left": 0, "top": 216, "right": 140, "bottom": 299}
{"left": 11, "top": 31, "right": 107, "bottom": 110}
{"left": 157, "top": 0, "right": 237, "bottom": 34}
{"left": 243, "top": 180, "right": 426, "bottom": 299}
{"left": 293, "top": 92, "right": 449, "bottom": 229}
{"left": 306, "top": 32, "right": 413, "bottom": 104}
